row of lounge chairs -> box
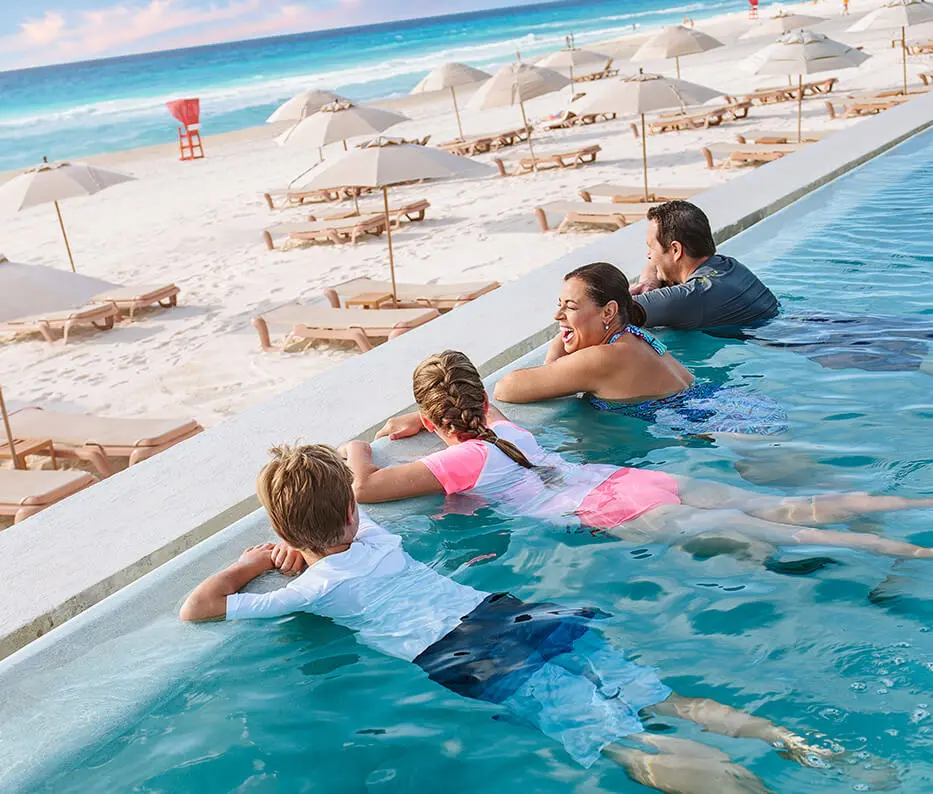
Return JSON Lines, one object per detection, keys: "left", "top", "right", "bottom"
{"left": 631, "top": 100, "right": 751, "bottom": 136}
{"left": 263, "top": 199, "right": 431, "bottom": 250}
{"left": 740, "top": 77, "right": 838, "bottom": 105}
{"left": 824, "top": 84, "right": 930, "bottom": 119}
{"left": 437, "top": 126, "right": 531, "bottom": 156}
{"left": 540, "top": 109, "right": 617, "bottom": 130}
{"left": 1, "top": 408, "right": 203, "bottom": 523}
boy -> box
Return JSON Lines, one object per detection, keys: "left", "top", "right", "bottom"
{"left": 181, "top": 443, "right": 831, "bottom": 793}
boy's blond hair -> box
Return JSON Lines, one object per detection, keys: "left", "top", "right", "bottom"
{"left": 256, "top": 443, "right": 355, "bottom": 552}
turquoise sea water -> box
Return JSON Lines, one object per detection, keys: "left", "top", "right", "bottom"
{"left": 31, "top": 130, "right": 933, "bottom": 792}
{"left": 0, "top": 0, "right": 748, "bottom": 172}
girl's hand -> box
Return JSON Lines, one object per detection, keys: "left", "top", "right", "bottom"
{"left": 238, "top": 543, "right": 276, "bottom": 570}
{"left": 374, "top": 412, "right": 424, "bottom": 441}
{"left": 271, "top": 542, "right": 306, "bottom": 576}
{"left": 339, "top": 440, "right": 372, "bottom": 458}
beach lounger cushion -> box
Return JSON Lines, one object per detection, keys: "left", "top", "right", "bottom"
{"left": 534, "top": 201, "right": 661, "bottom": 233}
{"left": 0, "top": 469, "right": 96, "bottom": 524}
{"left": 324, "top": 278, "right": 500, "bottom": 310}
{"left": 0, "top": 303, "right": 118, "bottom": 344}
{"left": 263, "top": 214, "right": 387, "bottom": 249}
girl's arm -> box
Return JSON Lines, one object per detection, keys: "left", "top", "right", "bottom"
{"left": 493, "top": 347, "right": 611, "bottom": 403}
{"left": 180, "top": 544, "right": 276, "bottom": 622}
{"left": 374, "top": 412, "right": 424, "bottom": 441}
{"left": 343, "top": 440, "right": 445, "bottom": 503}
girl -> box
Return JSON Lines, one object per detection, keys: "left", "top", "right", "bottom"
{"left": 343, "top": 350, "right": 933, "bottom": 559}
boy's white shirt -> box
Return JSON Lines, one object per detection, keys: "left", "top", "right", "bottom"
{"left": 226, "top": 511, "right": 487, "bottom": 661}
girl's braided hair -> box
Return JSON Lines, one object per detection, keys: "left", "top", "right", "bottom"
{"left": 413, "top": 351, "right": 536, "bottom": 469}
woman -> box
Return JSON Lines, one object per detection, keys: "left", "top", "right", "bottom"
{"left": 342, "top": 350, "right": 933, "bottom": 560}
{"left": 493, "top": 262, "right": 787, "bottom": 437}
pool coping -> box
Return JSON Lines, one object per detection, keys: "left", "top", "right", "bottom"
{"left": 0, "top": 92, "right": 931, "bottom": 665}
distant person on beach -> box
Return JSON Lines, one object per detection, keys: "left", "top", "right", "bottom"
{"left": 180, "top": 442, "right": 838, "bottom": 792}
{"left": 631, "top": 201, "right": 933, "bottom": 372}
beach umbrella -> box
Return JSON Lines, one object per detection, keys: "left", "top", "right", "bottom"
{"left": 571, "top": 68, "right": 722, "bottom": 201}
{"left": 0, "top": 255, "right": 115, "bottom": 322}
{"left": 848, "top": 0, "right": 933, "bottom": 95}
{"left": 276, "top": 101, "right": 409, "bottom": 152}
{"left": 292, "top": 140, "right": 493, "bottom": 301}
{"left": 410, "top": 63, "right": 491, "bottom": 140}
{"left": 536, "top": 47, "right": 610, "bottom": 86}
{"left": 468, "top": 62, "right": 571, "bottom": 167}
{"left": 0, "top": 159, "right": 135, "bottom": 272}
{"left": 590, "top": 34, "right": 654, "bottom": 61}
{"left": 745, "top": 29, "right": 869, "bottom": 141}
{"left": 632, "top": 25, "right": 724, "bottom": 79}
{"left": 740, "top": 10, "right": 827, "bottom": 39}
{"left": 266, "top": 89, "right": 350, "bottom": 123}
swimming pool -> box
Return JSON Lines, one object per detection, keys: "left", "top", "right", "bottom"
{"left": 22, "top": 129, "right": 933, "bottom": 792}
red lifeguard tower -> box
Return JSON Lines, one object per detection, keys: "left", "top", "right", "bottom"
{"left": 167, "top": 98, "right": 204, "bottom": 161}
{"left": 748, "top": 0, "right": 760, "bottom": 19}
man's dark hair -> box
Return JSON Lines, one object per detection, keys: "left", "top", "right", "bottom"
{"left": 646, "top": 201, "right": 716, "bottom": 259}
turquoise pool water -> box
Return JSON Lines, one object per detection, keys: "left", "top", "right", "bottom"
{"left": 33, "top": 131, "right": 933, "bottom": 792}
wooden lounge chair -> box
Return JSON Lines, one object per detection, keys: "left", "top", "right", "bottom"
{"left": 495, "top": 145, "right": 601, "bottom": 176}
{"left": 438, "top": 127, "right": 530, "bottom": 156}
{"left": 263, "top": 214, "right": 386, "bottom": 250}
{"left": 579, "top": 184, "right": 702, "bottom": 203}
{"left": 906, "top": 40, "right": 933, "bottom": 55}
{"left": 534, "top": 201, "right": 661, "bottom": 233}
{"left": 573, "top": 65, "right": 619, "bottom": 83}
{"left": 741, "top": 85, "right": 799, "bottom": 105}
{"left": 701, "top": 142, "right": 805, "bottom": 169}
{"left": 824, "top": 95, "right": 912, "bottom": 119}
{"left": 0, "top": 469, "right": 96, "bottom": 524}
{"left": 88, "top": 284, "right": 180, "bottom": 320}
{"left": 734, "top": 129, "right": 830, "bottom": 144}
{"left": 252, "top": 304, "right": 440, "bottom": 353}
{"left": 0, "top": 303, "right": 118, "bottom": 344}
{"left": 324, "top": 277, "right": 500, "bottom": 311}
{"left": 306, "top": 199, "right": 430, "bottom": 228}
{"left": 7, "top": 407, "right": 204, "bottom": 478}
{"left": 540, "top": 110, "right": 617, "bottom": 130}
{"left": 263, "top": 187, "right": 351, "bottom": 210}
{"left": 631, "top": 101, "right": 751, "bottom": 136}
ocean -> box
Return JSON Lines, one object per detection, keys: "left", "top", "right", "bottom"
{"left": 0, "top": 0, "right": 747, "bottom": 172}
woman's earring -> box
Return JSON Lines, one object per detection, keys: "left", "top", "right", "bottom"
{"left": 604, "top": 323, "right": 609, "bottom": 330}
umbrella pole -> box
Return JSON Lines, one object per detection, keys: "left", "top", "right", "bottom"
{"left": 54, "top": 200, "right": 76, "bottom": 272}
{"left": 353, "top": 190, "right": 360, "bottom": 215}
{"left": 0, "top": 385, "right": 21, "bottom": 470}
{"left": 675, "top": 56, "right": 681, "bottom": 80}
{"left": 902, "top": 25, "right": 908, "bottom": 96}
{"left": 343, "top": 139, "right": 348, "bottom": 152}
{"left": 451, "top": 87, "right": 464, "bottom": 140}
{"left": 520, "top": 102, "right": 536, "bottom": 171}
{"left": 797, "top": 73, "right": 803, "bottom": 143}
{"left": 640, "top": 113, "right": 649, "bottom": 202}
{"left": 383, "top": 186, "right": 397, "bottom": 302}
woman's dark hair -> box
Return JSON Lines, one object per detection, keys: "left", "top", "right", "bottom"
{"left": 646, "top": 201, "right": 716, "bottom": 259}
{"left": 563, "top": 262, "right": 647, "bottom": 328}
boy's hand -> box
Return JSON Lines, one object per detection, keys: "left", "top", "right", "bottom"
{"left": 238, "top": 543, "right": 276, "bottom": 571}
{"left": 272, "top": 542, "right": 306, "bottom": 576}
{"left": 374, "top": 413, "right": 424, "bottom": 441}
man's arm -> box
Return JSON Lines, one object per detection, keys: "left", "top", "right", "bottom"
{"left": 633, "top": 283, "right": 704, "bottom": 329}
{"left": 180, "top": 545, "right": 276, "bottom": 622}
{"left": 494, "top": 347, "right": 611, "bottom": 403}
{"left": 630, "top": 261, "right": 663, "bottom": 296}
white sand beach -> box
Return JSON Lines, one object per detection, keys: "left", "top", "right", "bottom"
{"left": 0, "top": 0, "right": 929, "bottom": 435}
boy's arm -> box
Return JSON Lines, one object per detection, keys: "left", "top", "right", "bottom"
{"left": 180, "top": 544, "right": 276, "bottom": 622}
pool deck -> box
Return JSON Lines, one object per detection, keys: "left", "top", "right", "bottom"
{"left": 0, "top": 92, "right": 931, "bottom": 664}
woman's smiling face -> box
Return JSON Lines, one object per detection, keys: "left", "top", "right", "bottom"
{"left": 554, "top": 277, "right": 615, "bottom": 353}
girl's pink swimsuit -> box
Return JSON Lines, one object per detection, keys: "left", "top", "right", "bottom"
{"left": 421, "top": 420, "right": 681, "bottom": 528}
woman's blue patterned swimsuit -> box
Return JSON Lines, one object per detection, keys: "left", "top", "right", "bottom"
{"left": 588, "top": 325, "right": 788, "bottom": 436}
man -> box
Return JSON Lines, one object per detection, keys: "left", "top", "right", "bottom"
{"left": 631, "top": 201, "right": 933, "bottom": 372}
{"left": 632, "top": 201, "right": 779, "bottom": 330}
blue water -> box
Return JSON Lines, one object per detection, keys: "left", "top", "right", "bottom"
{"left": 0, "top": 0, "right": 748, "bottom": 172}
{"left": 29, "top": 130, "right": 933, "bottom": 792}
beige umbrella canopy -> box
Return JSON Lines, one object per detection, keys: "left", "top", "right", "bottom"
{"left": 745, "top": 29, "right": 869, "bottom": 140}
{"left": 571, "top": 69, "right": 722, "bottom": 200}
{"left": 632, "top": 25, "right": 724, "bottom": 79}
{"left": 536, "top": 47, "right": 610, "bottom": 84}
{"left": 0, "top": 255, "right": 115, "bottom": 322}
{"left": 848, "top": 0, "right": 933, "bottom": 95}
{"left": 292, "top": 141, "right": 494, "bottom": 300}
{"left": 266, "top": 89, "right": 350, "bottom": 123}
{"left": 0, "top": 159, "right": 135, "bottom": 272}
{"left": 410, "top": 62, "right": 491, "bottom": 140}
{"left": 468, "top": 62, "right": 571, "bottom": 166}
{"left": 740, "top": 10, "right": 826, "bottom": 39}
{"left": 275, "top": 101, "right": 409, "bottom": 152}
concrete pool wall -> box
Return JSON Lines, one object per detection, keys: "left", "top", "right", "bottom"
{"left": 0, "top": 92, "right": 931, "bottom": 666}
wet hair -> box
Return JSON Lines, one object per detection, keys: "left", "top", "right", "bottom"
{"left": 646, "top": 201, "right": 716, "bottom": 259}
{"left": 256, "top": 443, "right": 354, "bottom": 552}
{"left": 563, "top": 262, "right": 647, "bottom": 328}
{"left": 413, "top": 351, "right": 535, "bottom": 469}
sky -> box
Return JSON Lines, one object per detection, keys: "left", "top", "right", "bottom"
{"left": 0, "top": 0, "right": 543, "bottom": 71}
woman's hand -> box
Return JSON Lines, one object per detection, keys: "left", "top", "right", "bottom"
{"left": 374, "top": 412, "right": 424, "bottom": 441}
{"left": 271, "top": 542, "right": 306, "bottom": 576}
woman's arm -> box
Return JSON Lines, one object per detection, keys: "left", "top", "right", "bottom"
{"left": 493, "top": 347, "right": 610, "bottom": 403}
{"left": 544, "top": 331, "right": 568, "bottom": 364}
{"left": 343, "top": 440, "right": 445, "bottom": 503}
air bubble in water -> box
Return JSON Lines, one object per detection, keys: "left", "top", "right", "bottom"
{"left": 911, "top": 707, "right": 929, "bottom": 723}
{"left": 805, "top": 753, "right": 833, "bottom": 769}
{"left": 851, "top": 682, "right": 867, "bottom": 691}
